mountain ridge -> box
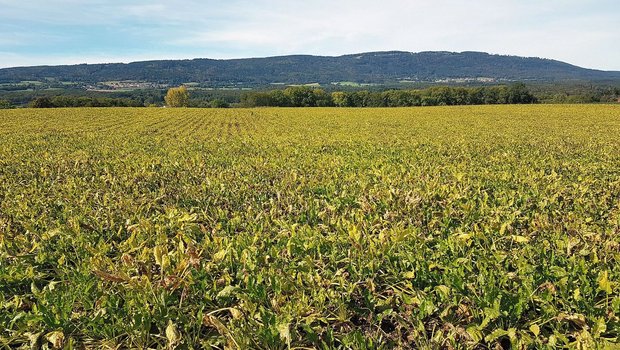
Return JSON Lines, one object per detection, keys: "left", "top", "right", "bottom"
{"left": 1, "top": 51, "right": 619, "bottom": 86}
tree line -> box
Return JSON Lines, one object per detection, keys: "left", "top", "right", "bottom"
{"left": 26, "top": 83, "right": 620, "bottom": 109}
{"left": 240, "top": 83, "right": 537, "bottom": 107}
{"left": 28, "top": 96, "right": 144, "bottom": 108}
{"left": 0, "top": 99, "right": 14, "bottom": 109}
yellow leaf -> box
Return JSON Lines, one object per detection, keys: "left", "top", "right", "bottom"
{"left": 213, "top": 249, "right": 227, "bottom": 262}
{"left": 530, "top": 324, "right": 540, "bottom": 337}
{"left": 230, "top": 308, "right": 243, "bottom": 320}
{"left": 46, "top": 331, "right": 64, "bottom": 349}
{"left": 154, "top": 245, "right": 166, "bottom": 266}
{"left": 510, "top": 235, "right": 530, "bottom": 243}
{"left": 456, "top": 233, "right": 472, "bottom": 241}
{"left": 499, "top": 222, "right": 509, "bottom": 235}
{"left": 166, "top": 320, "right": 180, "bottom": 348}
{"left": 277, "top": 322, "right": 291, "bottom": 345}
{"left": 435, "top": 285, "right": 450, "bottom": 298}
{"left": 402, "top": 271, "right": 415, "bottom": 279}
{"left": 348, "top": 226, "right": 361, "bottom": 243}
{"left": 598, "top": 270, "right": 613, "bottom": 295}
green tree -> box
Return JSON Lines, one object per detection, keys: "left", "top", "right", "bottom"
{"left": 313, "top": 89, "right": 332, "bottom": 107}
{"left": 165, "top": 86, "right": 189, "bottom": 107}
{"left": 30, "top": 97, "right": 55, "bottom": 108}
{"left": 0, "top": 99, "right": 13, "bottom": 109}
{"left": 284, "top": 86, "right": 316, "bottom": 107}
{"left": 209, "top": 99, "right": 229, "bottom": 108}
{"left": 506, "top": 82, "right": 537, "bottom": 104}
{"left": 331, "top": 92, "right": 350, "bottom": 107}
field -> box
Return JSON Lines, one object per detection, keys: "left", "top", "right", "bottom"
{"left": 0, "top": 105, "right": 619, "bottom": 349}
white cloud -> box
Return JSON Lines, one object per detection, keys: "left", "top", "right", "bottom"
{"left": 0, "top": 52, "right": 197, "bottom": 69}
{"left": 0, "top": 0, "right": 618, "bottom": 70}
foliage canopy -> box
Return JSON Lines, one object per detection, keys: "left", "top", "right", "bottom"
{"left": 165, "top": 86, "right": 189, "bottom": 107}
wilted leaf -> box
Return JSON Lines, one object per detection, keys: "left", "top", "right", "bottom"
{"left": 166, "top": 320, "right": 180, "bottom": 348}
{"left": 402, "top": 271, "right": 415, "bottom": 279}
{"left": 530, "top": 324, "right": 540, "bottom": 337}
{"left": 213, "top": 249, "right": 227, "bottom": 262}
{"left": 510, "top": 235, "right": 530, "bottom": 243}
{"left": 202, "top": 314, "right": 240, "bottom": 349}
{"left": 598, "top": 270, "right": 613, "bottom": 295}
{"left": 27, "top": 331, "right": 43, "bottom": 349}
{"left": 557, "top": 312, "right": 588, "bottom": 330}
{"left": 46, "top": 331, "right": 64, "bottom": 349}
{"left": 277, "top": 322, "right": 290, "bottom": 344}
{"left": 93, "top": 270, "right": 127, "bottom": 283}
{"left": 230, "top": 308, "right": 243, "bottom": 320}
{"left": 154, "top": 245, "right": 166, "bottom": 267}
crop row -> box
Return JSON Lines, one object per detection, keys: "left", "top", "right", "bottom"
{"left": 0, "top": 105, "right": 619, "bottom": 349}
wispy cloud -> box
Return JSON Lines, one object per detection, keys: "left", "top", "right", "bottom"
{"left": 0, "top": 0, "right": 618, "bottom": 69}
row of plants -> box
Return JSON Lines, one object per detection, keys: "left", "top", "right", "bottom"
{"left": 0, "top": 105, "right": 618, "bottom": 348}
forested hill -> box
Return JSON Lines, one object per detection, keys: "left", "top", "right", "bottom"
{"left": 1, "top": 51, "right": 619, "bottom": 86}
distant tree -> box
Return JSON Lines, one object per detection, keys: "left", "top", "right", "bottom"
{"left": 210, "top": 99, "right": 229, "bottom": 108}
{"left": 482, "top": 87, "right": 500, "bottom": 104}
{"left": 30, "top": 97, "right": 55, "bottom": 108}
{"left": 351, "top": 90, "right": 371, "bottom": 107}
{"left": 506, "top": 82, "right": 537, "bottom": 104}
{"left": 0, "top": 99, "right": 13, "bottom": 109}
{"left": 241, "top": 92, "right": 273, "bottom": 107}
{"left": 313, "top": 89, "right": 332, "bottom": 107}
{"left": 453, "top": 87, "right": 470, "bottom": 105}
{"left": 269, "top": 90, "right": 289, "bottom": 107}
{"left": 284, "top": 86, "right": 316, "bottom": 107}
{"left": 165, "top": 86, "right": 189, "bottom": 107}
{"left": 469, "top": 87, "right": 485, "bottom": 105}
{"left": 331, "top": 92, "right": 350, "bottom": 107}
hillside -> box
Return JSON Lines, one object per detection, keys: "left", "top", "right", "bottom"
{"left": 1, "top": 51, "right": 620, "bottom": 86}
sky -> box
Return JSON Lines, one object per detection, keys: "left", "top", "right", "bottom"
{"left": 1, "top": 0, "right": 619, "bottom": 70}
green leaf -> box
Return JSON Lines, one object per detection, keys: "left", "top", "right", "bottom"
{"left": 484, "top": 298, "right": 501, "bottom": 320}
{"left": 485, "top": 328, "right": 508, "bottom": 342}
{"left": 466, "top": 326, "right": 483, "bottom": 342}
{"left": 217, "top": 285, "right": 240, "bottom": 299}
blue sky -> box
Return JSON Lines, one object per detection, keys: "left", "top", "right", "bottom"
{"left": 1, "top": 0, "right": 619, "bottom": 70}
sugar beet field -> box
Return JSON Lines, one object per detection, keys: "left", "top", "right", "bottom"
{"left": 1, "top": 105, "right": 619, "bottom": 349}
